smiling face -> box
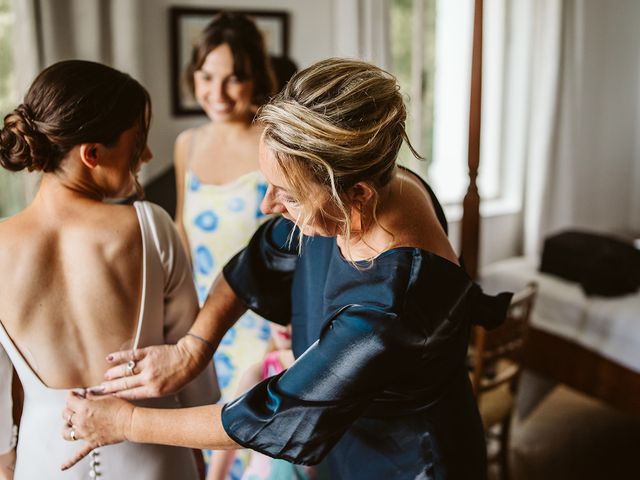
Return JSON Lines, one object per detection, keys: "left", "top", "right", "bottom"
{"left": 193, "top": 44, "right": 255, "bottom": 123}
{"left": 258, "top": 138, "right": 343, "bottom": 237}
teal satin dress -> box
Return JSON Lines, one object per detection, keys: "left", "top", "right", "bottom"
{"left": 221, "top": 176, "right": 512, "bottom": 479}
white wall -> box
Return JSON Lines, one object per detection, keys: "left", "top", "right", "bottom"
{"left": 446, "top": 212, "right": 521, "bottom": 269}
{"left": 137, "top": 0, "right": 335, "bottom": 182}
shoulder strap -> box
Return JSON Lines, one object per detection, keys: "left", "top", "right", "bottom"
{"left": 186, "top": 128, "right": 199, "bottom": 167}
{"left": 132, "top": 202, "right": 149, "bottom": 351}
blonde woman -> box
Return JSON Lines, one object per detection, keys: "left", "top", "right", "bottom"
{"left": 63, "top": 58, "right": 512, "bottom": 479}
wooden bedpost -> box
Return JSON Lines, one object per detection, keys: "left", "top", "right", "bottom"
{"left": 461, "top": 0, "right": 483, "bottom": 280}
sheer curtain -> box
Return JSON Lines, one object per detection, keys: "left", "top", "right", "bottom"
{"left": 12, "top": 0, "right": 142, "bottom": 86}
{"left": 332, "top": 0, "right": 392, "bottom": 69}
{"left": 501, "top": 0, "right": 640, "bottom": 256}
{"left": 497, "top": 0, "right": 577, "bottom": 257}
{"left": 519, "top": 0, "right": 570, "bottom": 256}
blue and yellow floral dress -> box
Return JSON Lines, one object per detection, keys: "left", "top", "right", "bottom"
{"left": 182, "top": 166, "right": 271, "bottom": 478}
{"left": 183, "top": 168, "right": 271, "bottom": 398}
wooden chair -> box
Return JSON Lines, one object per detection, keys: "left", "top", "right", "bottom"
{"left": 469, "top": 283, "right": 538, "bottom": 480}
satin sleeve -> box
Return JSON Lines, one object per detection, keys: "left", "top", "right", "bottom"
{"left": 143, "top": 202, "right": 220, "bottom": 406}
{"left": 221, "top": 304, "right": 402, "bottom": 465}
{"left": 222, "top": 217, "right": 300, "bottom": 326}
{"left": 0, "top": 344, "right": 13, "bottom": 455}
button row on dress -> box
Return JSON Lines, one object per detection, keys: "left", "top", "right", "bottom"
{"left": 88, "top": 450, "right": 102, "bottom": 478}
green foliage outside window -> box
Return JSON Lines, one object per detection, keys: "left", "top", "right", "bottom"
{"left": 0, "top": 0, "right": 24, "bottom": 218}
{"left": 390, "top": 0, "right": 436, "bottom": 177}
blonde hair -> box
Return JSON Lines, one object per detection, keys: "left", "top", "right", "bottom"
{"left": 258, "top": 58, "right": 420, "bottom": 258}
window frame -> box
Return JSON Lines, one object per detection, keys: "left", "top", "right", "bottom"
{"left": 391, "top": 0, "right": 523, "bottom": 220}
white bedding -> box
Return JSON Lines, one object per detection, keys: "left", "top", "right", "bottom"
{"left": 481, "top": 256, "right": 640, "bottom": 373}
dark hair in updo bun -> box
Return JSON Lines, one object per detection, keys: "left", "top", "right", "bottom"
{"left": 0, "top": 60, "right": 151, "bottom": 173}
{"left": 0, "top": 104, "right": 54, "bottom": 172}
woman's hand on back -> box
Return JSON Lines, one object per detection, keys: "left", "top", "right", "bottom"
{"left": 95, "top": 335, "right": 212, "bottom": 400}
{"left": 61, "top": 391, "right": 134, "bottom": 471}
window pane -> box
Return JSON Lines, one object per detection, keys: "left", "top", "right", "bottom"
{"left": 391, "top": 0, "right": 506, "bottom": 206}
{"left": 391, "top": 0, "right": 437, "bottom": 178}
{"left": 0, "top": 0, "right": 24, "bottom": 218}
{"left": 430, "top": 0, "right": 473, "bottom": 204}
{"left": 392, "top": 0, "right": 473, "bottom": 204}
{"left": 477, "top": 0, "right": 505, "bottom": 200}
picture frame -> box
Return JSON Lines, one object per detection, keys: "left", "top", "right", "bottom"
{"left": 169, "top": 7, "right": 290, "bottom": 116}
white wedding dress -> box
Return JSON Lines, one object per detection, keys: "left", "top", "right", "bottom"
{"left": 0, "top": 201, "right": 219, "bottom": 479}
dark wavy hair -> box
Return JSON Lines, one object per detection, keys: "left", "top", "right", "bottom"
{"left": 0, "top": 60, "right": 151, "bottom": 173}
{"left": 186, "top": 11, "right": 275, "bottom": 107}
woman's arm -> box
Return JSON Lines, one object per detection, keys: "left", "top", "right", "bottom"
{"left": 147, "top": 201, "right": 220, "bottom": 406}
{"left": 0, "top": 349, "right": 16, "bottom": 479}
{"left": 205, "top": 361, "right": 263, "bottom": 480}
{"left": 97, "top": 275, "right": 246, "bottom": 400}
{"left": 0, "top": 449, "right": 15, "bottom": 480}
{"left": 174, "top": 129, "right": 193, "bottom": 262}
{"left": 61, "top": 394, "right": 238, "bottom": 471}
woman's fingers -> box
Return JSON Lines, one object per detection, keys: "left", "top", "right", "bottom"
{"left": 104, "top": 349, "right": 145, "bottom": 380}
{"left": 103, "top": 362, "right": 137, "bottom": 381}
{"left": 61, "top": 444, "right": 94, "bottom": 471}
{"left": 60, "top": 394, "right": 134, "bottom": 472}
{"left": 101, "top": 349, "right": 149, "bottom": 394}
{"left": 100, "top": 343, "right": 203, "bottom": 399}
{"left": 98, "top": 375, "right": 144, "bottom": 395}
{"left": 61, "top": 425, "right": 79, "bottom": 442}
{"left": 61, "top": 407, "right": 75, "bottom": 426}
{"left": 111, "top": 386, "right": 152, "bottom": 401}
{"left": 105, "top": 348, "right": 141, "bottom": 365}
{"left": 65, "top": 391, "right": 85, "bottom": 411}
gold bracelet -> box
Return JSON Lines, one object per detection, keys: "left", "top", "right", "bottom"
{"left": 186, "top": 332, "right": 215, "bottom": 351}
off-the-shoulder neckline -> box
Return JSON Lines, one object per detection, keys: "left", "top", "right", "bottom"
{"left": 335, "top": 243, "right": 468, "bottom": 275}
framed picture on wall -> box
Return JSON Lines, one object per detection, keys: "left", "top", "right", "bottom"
{"left": 170, "top": 7, "right": 290, "bottom": 116}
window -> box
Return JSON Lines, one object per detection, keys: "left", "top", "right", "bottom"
{"left": 391, "top": 0, "right": 437, "bottom": 179}
{"left": 0, "top": 0, "right": 24, "bottom": 218}
{"left": 391, "top": 0, "right": 515, "bottom": 213}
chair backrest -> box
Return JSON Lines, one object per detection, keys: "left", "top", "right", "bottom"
{"left": 470, "top": 283, "right": 538, "bottom": 398}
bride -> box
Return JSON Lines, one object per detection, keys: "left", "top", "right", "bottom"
{"left": 0, "top": 59, "right": 218, "bottom": 479}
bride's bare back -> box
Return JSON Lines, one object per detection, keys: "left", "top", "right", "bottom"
{"left": 0, "top": 195, "right": 143, "bottom": 388}
{"left": 0, "top": 59, "right": 221, "bottom": 479}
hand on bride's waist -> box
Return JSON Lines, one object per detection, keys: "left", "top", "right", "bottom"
{"left": 91, "top": 335, "right": 212, "bottom": 401}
